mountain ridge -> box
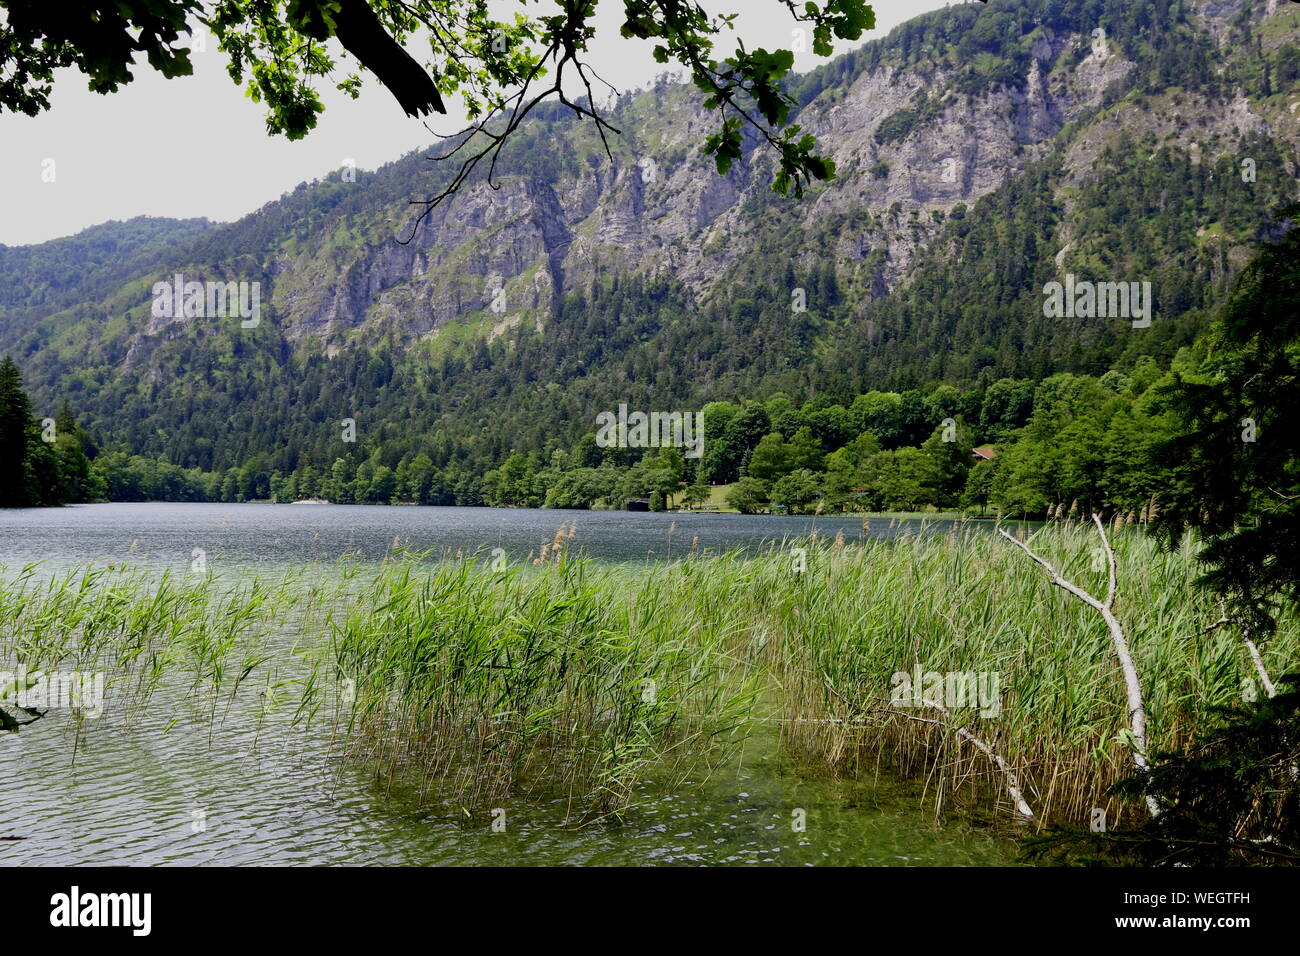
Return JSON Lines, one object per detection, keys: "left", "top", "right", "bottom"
{"left": 0, "top": 0, "right": 1297, "bottom": 480}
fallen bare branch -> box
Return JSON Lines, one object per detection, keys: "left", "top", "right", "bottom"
{"left": 825, "top": 684, "right": 1036, "bottom": 822}
{"left": 1000, "top": 514, "right": 1160, "bottom": 818}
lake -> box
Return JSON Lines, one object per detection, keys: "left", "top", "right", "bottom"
{"left": 0, "top": 501, "right": 990, "bottom": 568}
{"left": 1, "top": 502, "right": 1020, "bottom": 866}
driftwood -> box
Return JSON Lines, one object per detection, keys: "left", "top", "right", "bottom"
{"left": 882, "top": 703, "right": 1036, "bottom": 821}
{"left": 1241, "top": 624, "right": 1278, "bottom": 699}
{"left": 1000, "top": 514, "right": 1160, "bottom": 818}
{"left": 823, "top": 684, "right": 1037, "bottom": 822}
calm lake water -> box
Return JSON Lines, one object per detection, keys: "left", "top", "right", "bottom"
{"left": 0, "top": 501, "right": 988, "bottom": 568}
{"left": 1, "top": 502, "right": 1020, "bottom": 866}
{"left": 3, "top": 702, "right": 1017, "bottom": 866}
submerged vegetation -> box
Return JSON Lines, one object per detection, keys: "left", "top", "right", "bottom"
{"left": 1025, "top": 675, "right": 1300, "bottom": 866}
{"left": 5, "top": 522, "right": 1295, "bottom": 841}
{"left": 330, "top": 557, "right": 760, "bottom": 817}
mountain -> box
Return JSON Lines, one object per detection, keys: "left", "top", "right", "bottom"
{"left": 1, "top": 0, "right": 1297, "bottom": 485}
{"left": 0, "top": 216, "right": 215, "bottom": 322}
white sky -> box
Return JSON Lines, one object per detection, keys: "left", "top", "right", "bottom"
{"left": 0, "top": 0, "right": 952, "bottom": 246}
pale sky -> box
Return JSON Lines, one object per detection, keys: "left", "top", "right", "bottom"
{"left": 0, "top": 1, "right": 951, "bottom": 246}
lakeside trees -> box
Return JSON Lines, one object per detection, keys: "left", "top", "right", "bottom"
{"left": 34, "top": 351, "right": 1190, "bottom": 517}
{"left": 205, "top": 354, "right": 1190, "bottom": 518}
{"left": 0, "top": 331, "right": 1260, "bottom": 526}
{"left": 0, "top": 356, "right": 101, "bottom": 507}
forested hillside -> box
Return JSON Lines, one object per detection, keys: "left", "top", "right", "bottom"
{"left": 0, "top": 0, "right": 1297, "bottom": 516}
{"left": 0, "top": 217, "right": 214, "bottom": 319}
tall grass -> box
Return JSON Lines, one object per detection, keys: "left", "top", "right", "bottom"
{"left": 4, "top": 522, "right": 1292, "bottom": 830}
{"left": 328, "top": 555, "right": 759, "bottom": 817}
{"left": 0, "top": 562, "right": 340, "bottom": 736}
{"left": 699, "top": 521, "right": 1298, "bottom": 827}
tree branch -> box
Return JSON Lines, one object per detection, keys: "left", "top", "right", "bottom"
{"left": 999, "top": 515, "right": 1159, "bottom": 818}
{"left": 826, "top": 684, "right": 1036, "bottom": 822}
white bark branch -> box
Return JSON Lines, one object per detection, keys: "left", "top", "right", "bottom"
{"left": 1181, "top": 603, "right": 1276, "bottom": 700}
{"left": 834, "top": 685, "right": 1037, "bottom": 822}
{"left": 1000, "top": 515, "right": 1159, "bottom": 818}
{"left": 928, "top": 700, "right": 1037, "bottom": 822}
{"left": 1242, "top": 626, "right": 1277, "bottom": 699}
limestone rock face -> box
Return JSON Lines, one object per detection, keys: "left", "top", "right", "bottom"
{"left": 238, "top": 2, "right": 1293, "bottom": 357}
{"left": 6, "top": 0, "right": 1298, "bottom": 381}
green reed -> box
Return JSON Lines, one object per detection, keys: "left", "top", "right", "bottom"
{"left": 4, "top": 522, "right": 1291, "bottom": 829}
{"left": 327, "top": 555, "right": 758, "bottom": 817}
{"left": 691, "top": 521, "right": 1298, "bottom": 828}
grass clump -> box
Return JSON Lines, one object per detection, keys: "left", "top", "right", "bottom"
{"left": 329, "top": 556, "right": 759, "bottom": 819}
